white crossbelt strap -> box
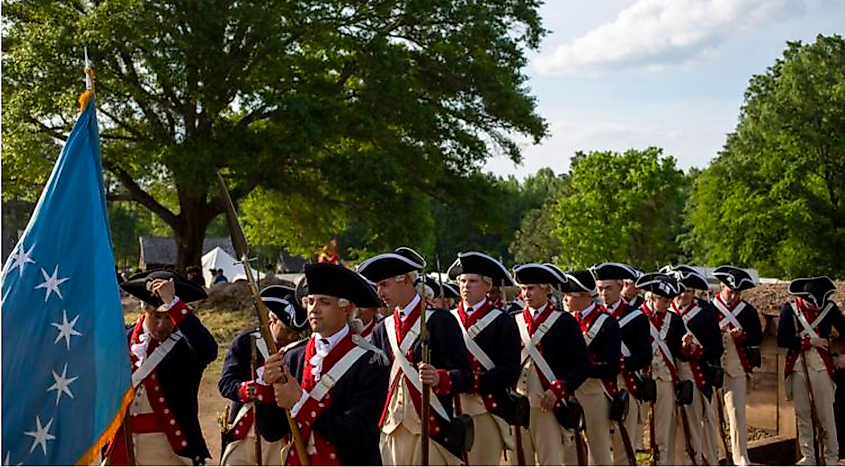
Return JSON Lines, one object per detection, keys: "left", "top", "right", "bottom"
{"left": 714, "top": 299, "right": 746, "bottom": 331}
{"left": 618, "top": 309, "right": 642, "bottom": 329}
{"left": 583, "top": 313, "right": 609, "bottom": 347}
{"left": 516, "top": 313, "right": 561, "bottom": 384}
{"left": 791, "top": 301, "right": 833, "bottom": 340}
{"left": 131, "top": 330, "right": 184, "bottom": 388}
{"left": 450, "top": 308, "right": 501, "bottom": 370}
{"left": 384, "top": 313, "right": 451, "bottom": 421}
{"left": 308, "top": 346, "right": 369, "bottom": 401}
{"left": 679, "top": 305, "right": 702, "bottom": 325}
{"left": 649, "top": 314, "right": 677, "bottom": 373}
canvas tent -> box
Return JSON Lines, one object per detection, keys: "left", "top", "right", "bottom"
{"left": 202, "top": 247, "right": 259, "bottom": 285}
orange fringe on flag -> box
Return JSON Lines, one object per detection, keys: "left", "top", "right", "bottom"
{"left": 76, "top": 386, "right": 135, "bottom": 466}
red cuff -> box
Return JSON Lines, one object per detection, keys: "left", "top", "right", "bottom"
{"left": 166, "top": 299, "right": 192, "bottom": 326}
{"left": 733, "top": 330, "right": 747, "bottom": 343}
{"left": 255, "top": 381, "right": 276, "bottom": 403}
{"left": 550, "top": 379, "right": 569, "bottom": 400}
{"left": 801, "top": 336, "right": 812, "bottom": 351}
{"left": 433, "top": 369, "right": 452, "bottom": 396}
{"left": 238, "top": 381, "right": 254, "bottom": 403}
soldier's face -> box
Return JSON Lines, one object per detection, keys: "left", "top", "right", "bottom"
{"left": 597, "top": 280, "right": 622, "bottom": 306}
{"left": 650, "top": 295, "right": 673, "bottom": 313}
{"left": 459, "top": 274, "right": 491, "bottom": 306}
{"left": 376, "top": 275, "right": 414, "bottom": 309}
{"left": 304, "top": 294, "right": 348, "bottom": 336}
{"left": 356, "top": 307, "right": 377, "bottom": 324}
{"left": 564, "top": 292, "right": 592, "bottom": 312}
{"left": 622, "top": 280, "right": 638, "bottom": 300}
{"left": 144, "top": 306, "right": 175, "bottom": 341}
{"left": 720, "top": 285, "right": 741, "bottom": 304}
{"left": 520, "top": 284, "right": 549, "bottom": 309}
{"left": 674, "top": 289, "right": 694, "bottom": 308}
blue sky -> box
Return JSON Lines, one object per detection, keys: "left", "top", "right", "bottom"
{"left": 484, "top": 0, "right": 845, "bottom": 178}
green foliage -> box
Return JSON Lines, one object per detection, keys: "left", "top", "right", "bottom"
{"left": 547, "top": 148, "right": 690, "bottom": 270}
{"left": 2, "top": 0, "right": 548, "bottom": 267}
{"left": 686, "top": 34, "right": 845, "bottom": 278}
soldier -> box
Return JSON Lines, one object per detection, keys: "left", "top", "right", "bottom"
{"left": 778, "top": 276, "right": 845, "bottom": 466}
{"left": 263, "top": 263, "right": 390, "bottom": 465}
{"left": 623, "top": 270, "right": 645, "bottom": 310}
{"left": 591, "top": 263, "right": 653, "bottom": 466}
{"left": 218, "top": 285, "right": 308, "bottom": 465}
{"left": 636, "top": 272, "right": 698, "bottom": 466}
{"left": 711, "top": 265, "right": 762, "bottom": 466}
{"left": 358, "top": 247, "right": 474, "bottom": 466}
{"left": 561, "top": 269, "right": 621, "bottom": 466}
{"left": 510, "top": 263, "right": 591, "bottom": 465}
{"left": 352, "top": 283, "right": 383, "bottom": 340}
{"left": 665, "top": 266, "right": 724, "bottom": 465}
{"left": 106, "top": 270, "right": 218, "bottom": 465}
{"left": 445, "top": 252, "right": 523, "bottom": 465}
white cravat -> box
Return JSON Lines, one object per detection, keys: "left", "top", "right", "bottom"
{"left": 529, "top": 302, "right": 549, "bottom": 320}
{"left": 130, "top": 319, "right": 155, "bottom": 368}
{"left": 309, "top": 325, "right": 350, "bottom": 382}
{"left": 463, "top": 298, "right": 488, "bottom": 316}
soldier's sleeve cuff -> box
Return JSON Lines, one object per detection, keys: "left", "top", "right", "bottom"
{"left": 165, "top": 298, "right": 191, "bottom": 326}
{"left": 733, "top": 330, "right": 747, "bottom": 343}
{"left": 433, "top": 369, "right": 452, "bottom": 396}
{"left": 255, "top": 381, "right": 276, "bottom": 404}
{"left": 801, "top": 336, "right": 812, "bottom": 351}
{"left": 682, "top": 341, "right": 704, "bottom": 360}
{"left": 470, "top": 371, "right": 481, "bottom": 393}
{"left": 290, "top": 388, "right": 309, "bottom": 417}
{"left": 238, "top": 381, "right": 254, "bottom": 403}
{"left": 550, "top": 379, "right": 569, "bottom": 400}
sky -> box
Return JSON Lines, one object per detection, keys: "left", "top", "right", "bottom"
{"left": 483, "top": 0, "right": 845, "bottom": 178}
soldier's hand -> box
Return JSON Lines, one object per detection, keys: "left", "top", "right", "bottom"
{"left": 810, "top": 337, "right": 829, "bottom": 350}
{"left": 264, "top": 352, "right": 285, "bottom": 384}
{"left": 729, "top": 327, "right": 743, "bottom": 339}
{"left": 148, "top": 278, "right": 176, "bottom": 304}
{"left": 274, "top": 366, "right": 302, "bottom": 410}
{"left": 418, "top": 363, "right": 440, "bottom": 387}
{"left": 540, "top": 389, "right": 557, "bottom": 412}
{"left": 682, "top": 332, "right": 695, "bottom": 346}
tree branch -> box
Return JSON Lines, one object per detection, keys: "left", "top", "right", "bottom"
{"left": 106, "top": 163, "right": 179, "bottom": 226}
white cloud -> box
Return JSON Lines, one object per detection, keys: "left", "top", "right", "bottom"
{"left": 534, "top": 0, "right": 806, "bottom": 75}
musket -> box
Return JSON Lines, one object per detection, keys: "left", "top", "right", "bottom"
{"left": 649, "top": 399, "right": 659, "bottom": 466}
{"left": 418, "top": 261, "right": 431, "bottom": 466}
{"left": 250, "top": 335, "right": 263, "bottom": 466}
{"left": 574, "top": 424, "right": 589, "bottom": 466}
{"left": 123, "top": 405, "right": 136, "bottom": 466}
{"left": 715, "top": 388, "right": 733, "bottom": 465}
{"left": 800, "top": 348, "right": 826, "bottom": 462}
{"left": 216, "top": 173, "right": 309, "bottom": 466}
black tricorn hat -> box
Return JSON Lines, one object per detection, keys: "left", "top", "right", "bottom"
{"left": 713, "top": 266, "right": 756, "bottom": 291}
{"left": 788, "top": 276, "right": 837, "bottom": 309}
{"left": 513, "top": 263, "right": 567, "bottom": 288}
{"left": 447, "top": 251, "right": 514, "bottom": 286}
{"left": 635, "top": 273, "right": 682, "bottom": 299}
{"left": 442, "top": 282, "right": 460, "bottom": 299}
{"left": 261, "top": 284, "right": 308, "bottom": 331}
{"left": 590, "top": 262, "right": 640, "bottom": 281}
{"left": 120, "top": 269, "right": 208, "bottom": 307}
{"left": 424, "top": 274, "right": 460, "bottom": 299}
{"left": 304, "top": 263, "right": 383, "bottom": 308}
{"left": 561, "top": 270, "right": 597, "bottom": 294}
{"left": 661, "top": 265, "right": 709, "bottom": 291}
{"left": 356, "top": 247, "right": 426, "bottom": 283}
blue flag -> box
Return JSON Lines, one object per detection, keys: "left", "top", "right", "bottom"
{"left": 2, "top": 97, "right": 132, "bottom": 465}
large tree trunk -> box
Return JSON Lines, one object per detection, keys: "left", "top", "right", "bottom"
{"left": 172, "top": 187, "right": 219, "bottom": 272}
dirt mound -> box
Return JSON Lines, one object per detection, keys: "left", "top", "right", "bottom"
{"left": 743, "top": 281, "right": 845, "bottom": 316}
{"left": 200, "top": 277, "right": 296, "bottom": 312}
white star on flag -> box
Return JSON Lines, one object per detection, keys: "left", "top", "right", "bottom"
{"left": 51, "top": 310, "right": 82, "bottom": 350}
{"left": 34, "top": 265, "right": 69, "bottom": 302}
{"left": 23, "top": 416, "right": 55, "bottom": 455}
{"left": 47, "top": 363, "right": 79, "bottom": 406}
{"left": 5, "top": 244, "right": 36, "bottom": 279}
{"left": 3, "top": 452, "right": 22, "bottom": 466}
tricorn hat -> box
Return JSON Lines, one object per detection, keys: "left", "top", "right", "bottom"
{"left": 304, "top": 263, "right": 383, "bottom": 308}
{"left": 357, "top": 247, "right": 426, "bottom": 283}
{"left": 590, "top": 262, "right": 640, "bottom": 282}
{"left": 713, "top": 266, "right": 756, "bottom": 291}
{"left": 788, "top": 276, "right": 837, "bottom": 309}
{"left": 635, "top": 273, "right": 682, "bottom": 299}
{"left": 121, "top": 269, "right": 207, "bottom": 307}
{"left": 661, "top": 265, "right": 709, "bottom": 291}
{"left": 446, "top": 252, "right": 514, "bottom": 287}
{"left": 561, "top": 270, "right": 597, "bottom": 294}
{"left": 261, "top": 284, "right": 308, "bottom": 331}
{"left": 512, "top": 263, "right": 567, "bottom": 288}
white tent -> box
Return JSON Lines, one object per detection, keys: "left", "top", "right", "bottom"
{"left": 201, "top": 246, "right": 259, "bottom": 286}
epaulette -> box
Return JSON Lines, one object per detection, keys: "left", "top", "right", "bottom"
{"left": 352, "top": 333, "right": 390, "bottom": 366}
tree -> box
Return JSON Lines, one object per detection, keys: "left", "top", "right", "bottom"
{"left": 685, "top": 34, "right": 845, "bottom": 278}
{"left": 548, "top": 148, "right": 690, "bottom": 270}
{"left": 2, "top": 0, "right": 547, "bottom": 269}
